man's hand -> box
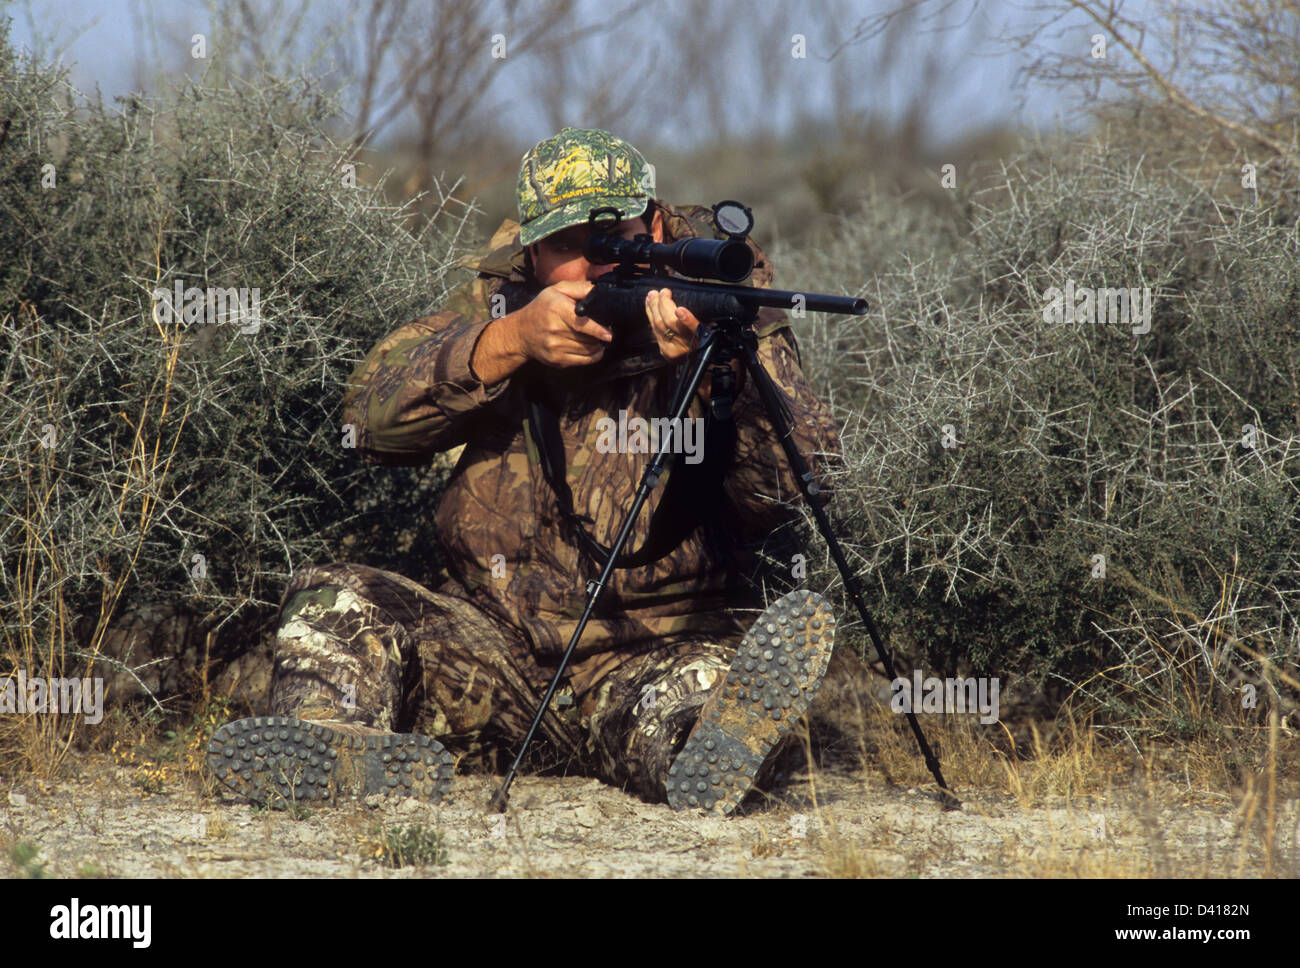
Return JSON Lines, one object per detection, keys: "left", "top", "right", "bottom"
{"left": 515, "top": 280, "right": 614, "bottom": 366}
{"left": 645, "top": 287, "right": 745, "bottom": 402}
{"left": 471, "top": 280, "right": 613, "bottom": 384}
{"left": 645, "top": 287, "right": 698, "bottom": 362}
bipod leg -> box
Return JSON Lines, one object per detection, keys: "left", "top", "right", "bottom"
{"left": 734, "top": 338, "right": 961, "bottom": 810}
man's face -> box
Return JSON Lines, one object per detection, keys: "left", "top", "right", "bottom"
{"left": 530, "top": 208, "right": 664, "bottom": 287}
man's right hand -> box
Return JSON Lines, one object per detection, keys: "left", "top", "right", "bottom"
{"left": 513, "top": 280, "right": 613, "bottom": 367}
{"left": 470, "top": 280, "right": 614, "bottom": 385}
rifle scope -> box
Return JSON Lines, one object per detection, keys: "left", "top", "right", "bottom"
{"left": 583, "top": 233, "right": 755, "bottom": 283}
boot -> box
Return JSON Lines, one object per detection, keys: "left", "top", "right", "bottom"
{"left": 666, "top": 589, "right": 835, "bottom": 814}
{"left": 206, "top": 716, "right": 454, "bottom": 807}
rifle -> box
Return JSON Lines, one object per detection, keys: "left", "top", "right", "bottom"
{"left": 574, "top": 201, "right": 868, "bottom": 329}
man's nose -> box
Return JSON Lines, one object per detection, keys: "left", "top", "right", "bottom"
{"left": 585, "top": 259, "right": 612, "bottom": 281}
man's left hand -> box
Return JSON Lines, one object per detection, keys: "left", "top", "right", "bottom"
{"left": 645, "top": 287, "right": 745, "bottom": 402}
{"left": 645, "top": 287, "right": 697, "bottom": 361}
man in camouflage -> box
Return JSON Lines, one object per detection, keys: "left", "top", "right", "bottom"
{"left": 209, "top": 128, "right": 840, "bottom": 814}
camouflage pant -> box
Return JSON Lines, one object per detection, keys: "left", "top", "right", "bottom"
{"left": 269, "top": 562, "right": 733, "bottom": 801}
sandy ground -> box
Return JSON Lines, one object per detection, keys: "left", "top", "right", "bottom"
{"left": 3, "top": 753, "right": 1295, "bottom": 878}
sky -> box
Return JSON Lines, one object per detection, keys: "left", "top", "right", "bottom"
{"left": 5, "top": 0, "right": 1093, "bottom": 150}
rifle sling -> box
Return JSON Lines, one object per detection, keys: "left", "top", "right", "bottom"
{"left": 527, "top": 376, "right": 735, "bottom": 571}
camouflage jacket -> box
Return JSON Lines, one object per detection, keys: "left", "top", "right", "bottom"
{"left": 342, "top": 202, "right": 842, "bottom": 693}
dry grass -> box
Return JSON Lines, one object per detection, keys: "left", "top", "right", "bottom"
{"left": 794, "top": 652, "right": 1299, "bottom": 877}
{"left": 0, "top": 295, "right": 190, "bottom": 780}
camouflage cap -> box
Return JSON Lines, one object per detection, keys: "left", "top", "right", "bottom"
{"left": 516, "top": 127, "right": 654, "bottom": 247}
